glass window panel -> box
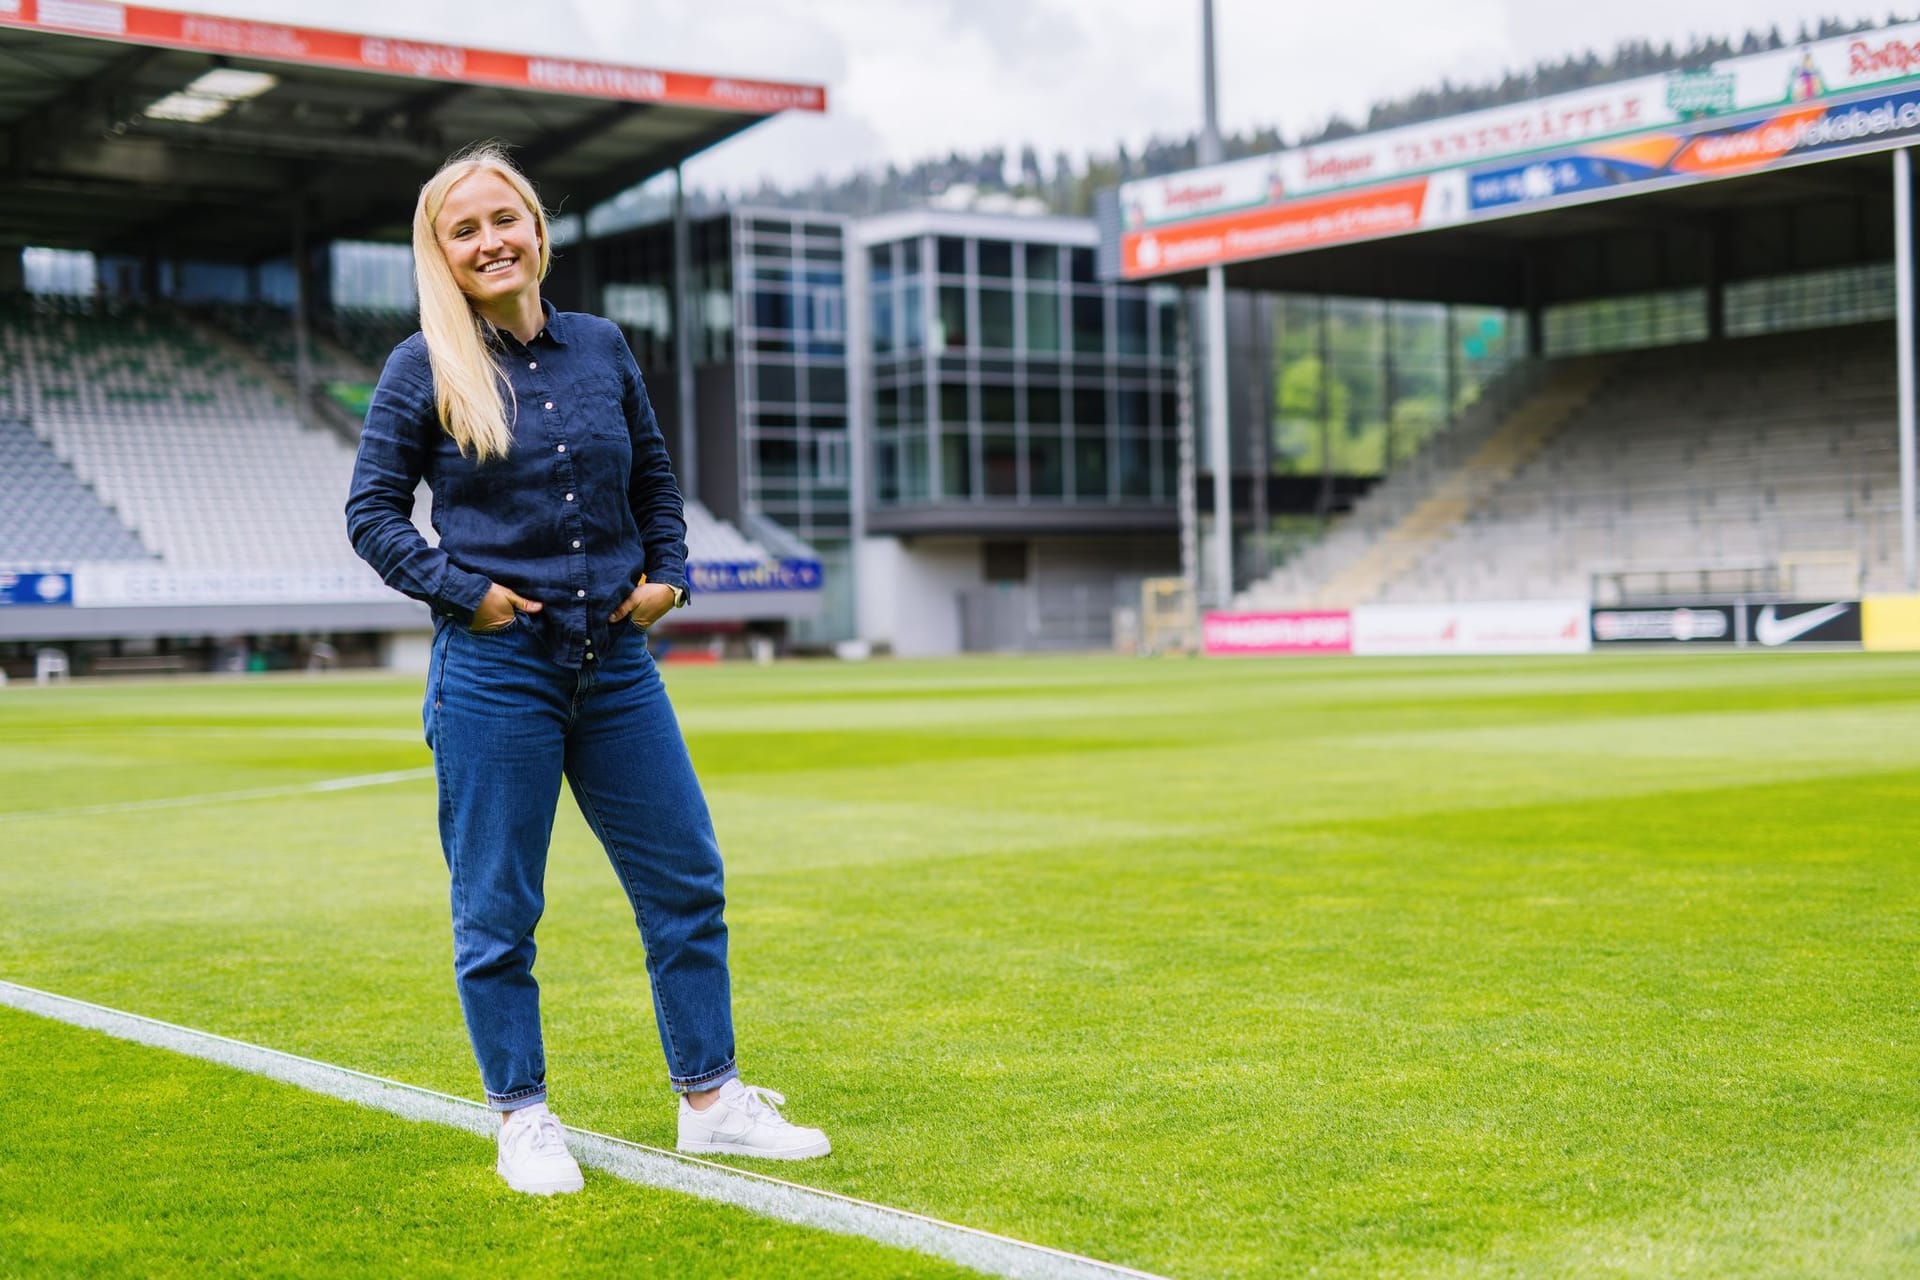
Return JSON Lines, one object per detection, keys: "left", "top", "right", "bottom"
{"left": 903, "top": 284, "right": 925, "bottom": 350}
{"left": 1073, "top": 433, "right": 1108, "bottom": 499}
{"left": 1115, "top": 296, "right": 1148, "bottom": 356}
{"left": 1024, "top": 244, "right": 1059, "bottom": 281}
{"left": 902, "top": 432, "right": 930, "bottom": 500}
{"left": 752, "top": 289, "right": 795, "bottom": 331}
{"left": 937, "top": 236, "right": 966, "bottom": 276}
{"left": 1025, "top": 288, "right": 1060, "bottom": 352}
{"left": 940, "top": 380, "right": 971, "bottom": 426}
{"left": 978, "top": 240, "right": 1013, "bottom": 278}
{"left": 1028, "top": 385, "right": 1062, "bottom": 426}
{"left": 1027, "top": 432, "right": 1064, "bottom": 499}
{"left": 807, "top": 365, "right": 847, "bottom": 404}
{"left": 941, "top": 432, "right": 972, "bottom": 498}
{"left": 1157, "top": 435, "right": 1178, "bottom": 500}
{"left": 875, "top": 439, "right": 900, "bottom": 503}
{"left": 979, "top": 287, "right": 1015, "bottom": 350}
{"left": 1118, "top": 387, "right": 1148, "bottom": 428}
{"left": 871, "top": 289, "right": 894, "bottom": 355}
{"left": 1070, "top": 248, "right": 1096, "bottom": 284}
{"left": 938, "top": 286, "right": 968, "bottom": 349}
{"left": 983, "top": 433, "right": 1018, "bottom": 497}
{"left": 981, "top": 383, "right": 1016, "bottom": 425}
{"left": 904, "top": 381, "right": 928, "bottom": 424}
{"left": 756, "top": 362, "right": 796, "bottom": 404}
{"left": 1072, "top": 294, "right": 1105, "bottom": 354}
{"left": 1118, "top": 435, "right": 1152, "bottom": 497}
{"left": 1157, "top": 295, "right": 1179, "bottom": 359}
{"left": 877, "top": 386, "right": 899, "bottom": 428}
{"left": 1072, "top": 385, "right": 1107, "bottom": 428}
{"left": 868, "top": 245, "right": 893, "bottom": 284}
{"left": 902, "top": 238, "right": 922, "bottom": 275}
{"left": 1159, "top": 389, "right": 1178, "bottom": 429}
{"left": 755, "top": 437, "right": 800, "bottom": 479}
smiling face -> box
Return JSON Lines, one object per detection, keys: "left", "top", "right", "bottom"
{"left": 434, "top": 169, "right": 542, "bottom": 311}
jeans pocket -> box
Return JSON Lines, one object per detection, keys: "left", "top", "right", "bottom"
{"left": 467, "top": 613, "right": 518, "bottom": 636}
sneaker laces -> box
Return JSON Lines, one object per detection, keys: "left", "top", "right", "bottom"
{"left": 508, "top": 1109, "right": 570, "bottom": 1157}
{"left": 735, "top": 1084, "right": 791, "bottom": 1126}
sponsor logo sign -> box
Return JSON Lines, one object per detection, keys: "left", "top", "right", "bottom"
{"left": 1202, "top": 611, "right": 1353, "bottom": 656}
{"left": 73, "top": 565, "right": 402, "bottom": 607}
{"left": 1591, "top": 605, "right": 1735, "bottom": 643}
{"left": 1351, "top": 600, "right": 1591, "bottom": 656}
{"left": 0, "top": 571, "right": 74, "bottom": 606}
{"left": 688, "top": 558, "right": 823, "bottom": 594}
{"left": 1863, "top": 594, "right": 1920, "bottom": 651}
{"left": 1667, "top": 71, "right": 1737, "bottom": 117}
{"left": 1744, "top": 600, "right": 1861, "bottom": 646}
{"left": 0, "top": 2, "right": 826, "bottom": 113}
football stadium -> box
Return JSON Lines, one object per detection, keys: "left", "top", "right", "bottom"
{"left": 4, "top": 4, "right": 1920, "bottom": 1278}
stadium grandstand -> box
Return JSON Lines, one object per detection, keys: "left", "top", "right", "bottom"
{"left": 0, "top": 3, "right": 826, "bottom": 677}
{"left": 1107, "top": 20, "right": 1920, "bottom": 655}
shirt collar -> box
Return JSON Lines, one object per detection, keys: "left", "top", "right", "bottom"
{"left": 484, "top": 298, "right": 569, "bottom": 351}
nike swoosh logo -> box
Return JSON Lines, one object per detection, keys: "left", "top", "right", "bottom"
{"left": 1754, "top": 602, "right": 1849, "bottom": 646}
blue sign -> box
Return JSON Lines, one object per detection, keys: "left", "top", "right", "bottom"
{"left": 1469, "top": 155, "right": 1658, "bottom": 211}
{"left": 688, "top": 558, "right": 824, "bottom": 594}
{"left": 0, "top": 572, "right": 74, "bottom": 606}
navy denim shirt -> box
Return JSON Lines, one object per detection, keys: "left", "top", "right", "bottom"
{"left": 345, "top": 302, "right": 688, "bottom": 669}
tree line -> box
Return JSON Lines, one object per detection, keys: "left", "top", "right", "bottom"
{"left": 714, "top": 14, "right": 1914, "bottom": 219}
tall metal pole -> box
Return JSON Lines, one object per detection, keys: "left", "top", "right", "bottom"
{"left": 1897, "top": 147, "right": 1918, "bottom": 591}
{"left": 672, "top": 165, "right": 700, "bottom": 502}
{"left": 1199, "top": 0, "right": 1232, "bottom": 605}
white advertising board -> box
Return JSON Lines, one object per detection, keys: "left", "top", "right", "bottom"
{"left": 1351, "top": 600, "right": 1591, "bottom": 656}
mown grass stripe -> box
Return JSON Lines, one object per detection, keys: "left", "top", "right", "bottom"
{"left": 0, "top": 980, "right": 1168, "bottom": 1280}
{"left": 0, "top": 766, "right": 436, "bottom": 824}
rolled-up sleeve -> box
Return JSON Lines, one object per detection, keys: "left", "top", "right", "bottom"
{"left": 615, "top": 327, "right": 691, "bottom": 598}
{"left": 344, "top": 341, "right": 493, "bottom": 623}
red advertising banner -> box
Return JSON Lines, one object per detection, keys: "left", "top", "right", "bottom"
{"left": 1203, "top": 611, "right": 1353, "bottom": 657}
{"left": 0, "top": 0, "right": 826, "bottom": 113}
{"left": 1123, "top": 178, "right": 1442, "bottom": 278}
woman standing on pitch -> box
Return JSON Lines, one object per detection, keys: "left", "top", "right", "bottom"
{"left": 346, "top": 144, "right": 829, "bottom": 1195}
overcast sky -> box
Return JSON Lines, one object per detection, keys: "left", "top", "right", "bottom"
{"left": 181, "top": 1, "right": 1908, "bottom": 191}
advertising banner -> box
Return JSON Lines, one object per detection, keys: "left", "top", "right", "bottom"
{"left": 0, "top": 1, "right": 826, "bottom": 113}
{"left": 688, "top": 558, "right": 824, "bottom": 594}
{"left": 1742, "top": 600, "right": 1862, "bottom": 646}
{"left": 1590, "top": 605, "right": 1737, "bottom": 644}
{"left": 72, "top": 565, "right": 401, "bottom": 608}
{"left": 0, "top": 571, "right": 73, "bottom": 606}
{"left": 1202, "top": 610, "right": 1353, "bottom": 656}
{"left": 1118, "top": 17, "right": 1920, "bottom": 277}
{"left": 1350, "top": 600, "right": 1590, "bottom": 656}
{"left": 1863, "top": 594, "right": 1920, "bottom": 650}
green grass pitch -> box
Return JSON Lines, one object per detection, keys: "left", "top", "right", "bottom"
{"left": 3, "top": 650, "right": 1918, "bottom": 1278}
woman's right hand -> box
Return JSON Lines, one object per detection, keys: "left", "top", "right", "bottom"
{"left": 470, "top": 583, "right": 543, "bottom": 632}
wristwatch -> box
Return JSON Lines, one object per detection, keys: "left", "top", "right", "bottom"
{"left": 668, "top": 583, "right": 689, "bottom": 609}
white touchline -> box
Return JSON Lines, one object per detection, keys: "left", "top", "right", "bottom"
{"left": 0, "top": 981, "right": 1170, "bottom": 1280}
{"left": 0, "top": 767, "right": 436, "bottom": 825}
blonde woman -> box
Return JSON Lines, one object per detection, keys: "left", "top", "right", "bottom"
{"left": 346, "top": 144, "right": 828, "bottom": 1195}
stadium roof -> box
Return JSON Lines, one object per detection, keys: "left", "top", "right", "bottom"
{"left": 1104, "top": 22, "right": 1920, "bottom": 308}
{"left": 0, "top": 2, "right": 826, "bottom": 261}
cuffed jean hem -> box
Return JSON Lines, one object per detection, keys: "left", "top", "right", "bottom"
{"left": 670, "top": 1060, "right": 739, "bottom": 1095}
{"left": 486, "top": 1085, "right": 549, "bottom": 1112}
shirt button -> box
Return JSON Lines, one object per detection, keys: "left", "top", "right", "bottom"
{"left": 571, "top": 539, "right": 581, "bottom": 549}
{"left": 545, "top": 401, "right": 554, "bottom": 410}
{"left": 556, "top": 444, "right": 566, "bottom": 453}
{"left": 529, "top": 361, "right": 538, "bottom": 370}
{"left": 576, "top": 589, "right": 586, "bottom": 598}
{"left": 564, "top": 493, "right": 574, "bottom": 502}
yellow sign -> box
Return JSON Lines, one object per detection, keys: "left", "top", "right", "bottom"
{"left": 1863, "top": 595, "right": 1920, "bottom": 650}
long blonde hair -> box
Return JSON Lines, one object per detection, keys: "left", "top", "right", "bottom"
{"left": 411, "top": 143, "right": 553, "bottom": 461}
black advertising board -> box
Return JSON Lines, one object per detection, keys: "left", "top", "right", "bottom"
{"left": 1590, "top": 605, "right": 1737, "bottom": 644}
{"left": 1741, "top": 600, "right": 1862, "bottom": 647}
{"left": 1590, "top": 601, "right": 1862, "bottom": 647}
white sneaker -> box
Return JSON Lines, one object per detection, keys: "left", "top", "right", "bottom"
{"left": 677, "top": 1080, "right": 831, "bottom": 1160}
{"left": 496, "top": 1102, "right": 585, "bottom": 1195}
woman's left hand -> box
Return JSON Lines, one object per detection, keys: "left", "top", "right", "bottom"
{"left": 611, "top": 578, "right": 678, "bottom": 630}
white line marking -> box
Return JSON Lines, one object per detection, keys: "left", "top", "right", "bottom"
{"left": 0, "top": 768, "right": 435, "bottom": 825}
{"left": 0, "top": 981, "right": 1168, "bottom": 1280}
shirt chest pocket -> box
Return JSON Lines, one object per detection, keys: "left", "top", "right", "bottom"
{"left": 566, "top": 377, "right": 630, "bottom": 442}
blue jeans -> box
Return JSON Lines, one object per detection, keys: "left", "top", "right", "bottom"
{"left": 422, "top": 613, "right": 738, "bottom": 1110}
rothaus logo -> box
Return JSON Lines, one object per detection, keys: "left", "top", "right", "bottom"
{"left": 362, "top": 39, "right": 466, "bottom": 79}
